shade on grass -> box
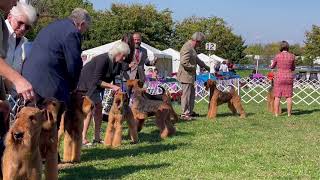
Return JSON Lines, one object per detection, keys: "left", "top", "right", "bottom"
{"left": 59, "top": 101, "right": 320, "bottom": 179}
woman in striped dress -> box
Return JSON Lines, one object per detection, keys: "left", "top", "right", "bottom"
{"left": 270, "top": 41, "right": 295, "bottom": 117}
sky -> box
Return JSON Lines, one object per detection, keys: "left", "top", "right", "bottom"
{"left": 89, "top": 0, "right": 320, "bottom": 45}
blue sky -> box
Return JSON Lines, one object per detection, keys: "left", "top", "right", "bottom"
{"left": 89, "top": 0, "right": 320, "bottom": 45}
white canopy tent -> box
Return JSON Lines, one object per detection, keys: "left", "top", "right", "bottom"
{"left": 210, "top": 54, "right": 225, "bottom": 63}
{"left": 82, "top": 40, "right": 173, "bottom": 77}
{"left": 162, "top": 48, "right": 180, "bottom": 73}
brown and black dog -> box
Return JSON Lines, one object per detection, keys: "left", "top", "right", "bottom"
{"left": 39, "top": 98, "right": 65, "bottom": 180}
{"left": 127, "top": 80, "right": 177, "bottom": 139}
{"left": 2, "top": 107, "right": 52, "bottom": 180}
{"left": 267, "top": 81, "right": 282, "bottom": 115}
{"left": 104, "top": 92, "right": 138, "bottom": 148}
{"left": 205, "top": 79, "right": 246, "bottom": 119}
{"left": 58, "top": 91, "right": 93, "bottom": 163}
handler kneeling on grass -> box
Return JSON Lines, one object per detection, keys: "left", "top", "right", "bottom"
{"left": 177, "top": 32, "right": 210, "bottom": 121}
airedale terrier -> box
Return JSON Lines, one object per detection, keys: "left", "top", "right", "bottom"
{"left": 104, "top": 92, "right": 138, "bottom": 147}
{"left": 58, "top": 91, "right": 93, "bottom": 163}
{"left": 2, "top": 107, "right": 51, "bottom": 180}
{"left": 205, "top": 79, "right": 246, "bottom": 119}
{"left": 127, "top": 80, "right": 177, "bottom": 139}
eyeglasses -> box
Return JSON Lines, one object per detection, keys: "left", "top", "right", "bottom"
{"left": 16, "top": 20, "right": 31, "bottom": 30}
{"left": 13, "top": 16, "right": 31, "bottom": 31}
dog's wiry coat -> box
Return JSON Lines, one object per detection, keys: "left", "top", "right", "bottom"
{"left": 2, "top": 107, "right": 50, "bottom": 180}
{"left": 104, "top": 92, "right": 138, "bottom": 147}
{"left": 58, "top": 91, "right": 93, "bottom": 163}
{"left": 205, "top": 80, "right": 246, "bottom": 119}
{"left": 127, "top": 80, "right": 177, "bottom": 139}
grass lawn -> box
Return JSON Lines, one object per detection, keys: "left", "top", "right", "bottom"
{"left": 59, "top": 101, "right": 320, "bottom": 179}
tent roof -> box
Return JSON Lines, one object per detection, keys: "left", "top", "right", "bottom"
{"left": 162, "top": 48, "right": 180, "bottom": 60}
{"left": 197, "top": 53, "right": 212, "bottom": 63}
{"left": 209, "top": 54, "right": 225, "bottom": 63}
{"left": 82, "top": 40, "right": 171, "bottom": 60}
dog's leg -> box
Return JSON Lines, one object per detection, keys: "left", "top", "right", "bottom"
{"left": 232, "top": 97, "right": 246, "bottom": 118}
{"left": 155, "top": 109, "right": 170, "bottom": 139}
{"left": 112, "top": 116, "right": 123, "bottom": 147}
{"left": 126, "top": 115, "right": 138, "bottom": 144}
{"left": 137, "top": 119, "right": 145, "bottom": 132}
{"left": 30, "top": 152, "right": 42, "bottom": 180}
{"left": 71, "top": 122, "right": 83, "bottom": 163}
{"left": 170, "top": 107, "right": 179, "bottom": 124}
{"left": 207, "top": 98, "right": 218, "bottom": 119}
{"left": 267, "top": 91, "right": 273, "bottom": 113}
{"left": 104, "top": 114, "right": 115, "bottom": 147}
{"left": 228, "top": 102, "right": 237, "bottom": 115}
{"left": 63, "top": 130, "right": 73, "bottom": 163}
{"left": 43, "top": 128, "right": 58, "bottom": 180}
{"left": 72, "top": 135, "right": 82, "bottom": 163}
{"left": 2, "top": 151, "right": 17, "bottom": 180}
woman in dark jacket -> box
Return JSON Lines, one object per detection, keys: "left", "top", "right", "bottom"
{"left": 79, "top": 42, "right": 130, "bottom": 145}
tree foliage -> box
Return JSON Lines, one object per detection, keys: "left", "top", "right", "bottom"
{"left": 304, "top": 25, "right": 320, "bottom": 66}
{"left": 26, "top": 1, "right": 247, "bottom": 60}
{"left": 173, "top": 16, "right": 247, "bottom": 64}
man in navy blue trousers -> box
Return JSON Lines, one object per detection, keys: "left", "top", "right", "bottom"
{"left": 22, "top": 8, "right": 91, "bottom": 105}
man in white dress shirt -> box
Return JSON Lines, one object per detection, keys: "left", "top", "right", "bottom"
{"left": 5, "top": 2, "right": 37, "bottom": 73}
{"left": 5, "top": 2, "right": 37, "bottom": 95}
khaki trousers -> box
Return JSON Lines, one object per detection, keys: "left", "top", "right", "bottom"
{"left": 181, "top": 83, "right": 195, "bottom": 115}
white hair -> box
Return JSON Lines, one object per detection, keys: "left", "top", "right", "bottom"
{"left": 10, "top": 2, "right": 37, "bottom": 25}
{"left": 69, "top": 8, "right": 91, "bottom": 25}
{"left": 109, "top": 42, "right": 130, "bottom": 59}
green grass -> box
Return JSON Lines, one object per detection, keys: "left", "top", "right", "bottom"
{"left": 59, "top": 102, "right": 320, "bottom": 179}
{"left": 237, "top": 70, "right": 269, "bottom": 78}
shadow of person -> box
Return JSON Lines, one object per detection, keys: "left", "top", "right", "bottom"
{"left": 291, "top": 108, "right": 320, "bottom": 116}
{"left": 81, "top": 143, "right": 187, "bottom": 162}
{"left": 60, "top": 163, "right": 170, "bottom": 180}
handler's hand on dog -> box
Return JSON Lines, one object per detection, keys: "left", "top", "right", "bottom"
{"left": 111, "top": 85, "right": 120, "bottom": 92}
{"left": 14, "top": 77, "right": 35, "bottom": 100}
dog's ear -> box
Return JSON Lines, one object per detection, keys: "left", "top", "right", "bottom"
{"left": 82, "top": 96, "right": 94, "bottom": 114}
{"left": 137, "top": 80, "right": 144, "bottom": 88}
{"left": 41, "top": 109, "right": 55, "bottom": 130}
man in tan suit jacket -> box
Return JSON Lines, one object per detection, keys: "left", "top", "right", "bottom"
{"left": 177, "top": 32, "right": 210, "bottom": 120}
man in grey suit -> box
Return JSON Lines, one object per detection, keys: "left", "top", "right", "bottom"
{"left": 177, "top": 32, "right": 210, "bottom": 120}
{"left": 126, "top": 32, "right": 157, "bottom": 81}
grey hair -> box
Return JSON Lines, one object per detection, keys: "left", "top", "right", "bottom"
{"left": 69, "top": 8, "right": 91, "bottom": 25}
{"left": 109, "top": 42, "right": 131, "bottom": 60}
{"left": 191, "top": 32, "right": 206, "bottom": 42}
{"left": 10, "top": 2, "right": 37, "bottom": 25}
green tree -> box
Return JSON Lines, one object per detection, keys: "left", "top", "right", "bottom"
{"left": 304, "top": 25, "right": 320, "bottom": 66}
{"left": 94, "top": 3, "right": 174, "bottom": 50}
{"left": 244, "top": 44, "right": 264, "bottom": 55}
{"left": 173, "top": 16, "right": 247, "bottom": 64}
{"left": 27, "top": 0, "right": 95, "bottom": 48}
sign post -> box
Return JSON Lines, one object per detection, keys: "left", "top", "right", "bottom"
{"left": 205, "top": 43, "right": 217, "bottom": 79}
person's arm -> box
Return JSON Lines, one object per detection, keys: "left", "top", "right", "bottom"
{"left": 0, "top": 58, "right": 34, "bottom": 99}
{"left": 144, "top": 50, "right": 157, "bottom": 66}
{"left": 62, "top": 32, "right": 83, "bottom": 91}
{"left": 100, "top": 81, "right": 120, "bottom": 91}
{"left": 270, "top": 57, "right": 277, "bottom": 69}
{"left": 180, "top": 49, "right": 196, "bottom": 71}
{"left": 196, "top": 56, "right": 210, "bottom": 72}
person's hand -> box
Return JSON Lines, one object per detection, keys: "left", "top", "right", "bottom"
{"left": 129, "top": 62, "right": 136, "bottom": 68}
{"left": 111, "top": 85, "right": 120, "bottom": 92}
{"left": 14, "top": 77, "right": 34, "bottom": 100}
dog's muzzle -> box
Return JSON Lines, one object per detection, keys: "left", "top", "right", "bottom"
{"left": 13, "top": 132, "right": 24, "bottom": 141}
